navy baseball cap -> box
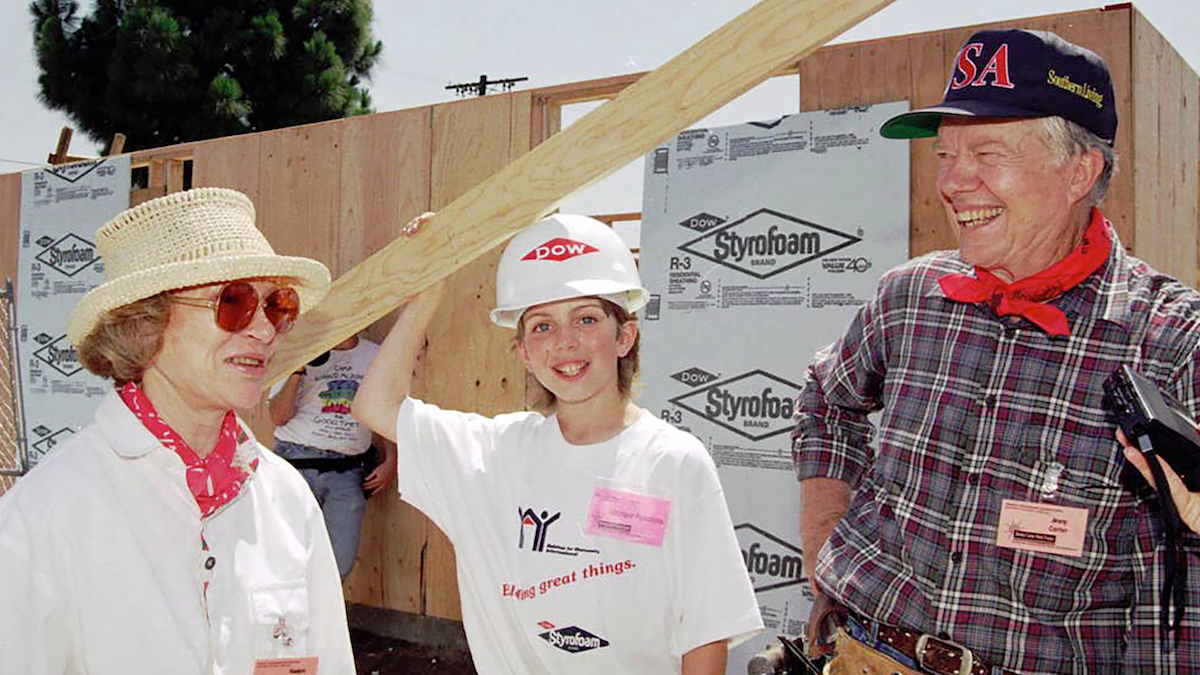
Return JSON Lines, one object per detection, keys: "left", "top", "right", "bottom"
{"left": 881, "top": 29, "right": 1117, "bottom": 144}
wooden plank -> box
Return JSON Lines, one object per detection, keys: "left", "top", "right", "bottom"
{"left": 797, "top": 50, "right": 821, "bottom": 111}
{"left": 48, "top": 127, "right": 73, "bottom": 164}
{"left": 266, "top": 0, "right": 901, "bottom": 385}
{"left": 129, "top": 186, "right": 167, "bottom": 207}
{"left": 166, "top": 158, "right": 188, "bottom": 195}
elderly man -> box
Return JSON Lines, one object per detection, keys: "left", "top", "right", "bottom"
{"left": 794, "top": 29, "right": 1200, "bottom": 674}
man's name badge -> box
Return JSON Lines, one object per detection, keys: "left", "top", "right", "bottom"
{"left": 252, "top": 657, "right": 319, "bottom": 674}
{"left": 996, "top": 499, "right": 1088, "bottom": 557}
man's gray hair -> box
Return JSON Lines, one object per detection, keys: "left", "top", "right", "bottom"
{"left": 1037, "top": 116, "right": 1117, "bottom": 209}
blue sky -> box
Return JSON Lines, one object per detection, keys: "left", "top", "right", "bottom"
{"left": 1, "top": 0, "right": 1194, "bottom": 181}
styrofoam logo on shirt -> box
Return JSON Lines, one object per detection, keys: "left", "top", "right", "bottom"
{"left": 735, "top": 523, "right": 809, "bottom": 594}
{"left": 668, "top": 369, "right": 801, "bottom": 441}
{"left": 678, "top": 208, "right": 861, "bottom": 279}
{"left": 537, "top": 624, "right": 610, "bottom": 653}
{"left": 521, "top": 238, "right": 599, "bottom": 262}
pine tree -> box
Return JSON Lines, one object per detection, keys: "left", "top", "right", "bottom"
{"left": 31, "top": 0, "right": 383, "bottom": 152}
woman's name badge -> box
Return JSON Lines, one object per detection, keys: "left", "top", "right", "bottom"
{"left": 253, "top": 657, "right": 318, "bottom": 674}
{"left": 585, "top": 487, "right": 671, "bottom": 547}
{"left": 995, "top": 499, "right": 1088, "bottom": 557}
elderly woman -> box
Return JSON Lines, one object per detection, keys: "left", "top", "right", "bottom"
{"left": 0, "top": 188, "right": 354, "bottom": 674}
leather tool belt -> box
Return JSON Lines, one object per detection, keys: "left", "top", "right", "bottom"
{"left": 839, "top": 614, "right": 1019, "bottom": 675}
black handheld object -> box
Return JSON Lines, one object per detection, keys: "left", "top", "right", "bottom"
{"left": 1102, "top": 365, "right": 1200, "bottom": 491}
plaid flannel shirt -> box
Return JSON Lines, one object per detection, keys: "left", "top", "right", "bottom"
{"left": 794, "top": 224, "right": 1200, "bottom": 674}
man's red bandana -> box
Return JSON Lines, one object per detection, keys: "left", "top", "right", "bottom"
{"left": 938, "top": 208, "right": 1112, "bottom": 336}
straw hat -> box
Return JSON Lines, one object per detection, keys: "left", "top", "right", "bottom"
{"left": 67, "top": 187, "right": 331, "bottom": 345}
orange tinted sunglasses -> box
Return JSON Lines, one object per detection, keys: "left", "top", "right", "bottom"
{"left": 170, "top": 281, "right": 300, "bottom": 334}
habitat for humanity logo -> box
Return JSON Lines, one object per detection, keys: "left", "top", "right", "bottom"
{"left": 668, "top": 369, "right": 801, "bottom": 441}
{"left": 678, "top": 208, "right": 860, "bottom": 279}
{"left": 537, "top": 622, "right": 610, "bottom": 654}
{"left": 518, "top": 507, "right": 561, "bottom": 552}
{"left": 33, "top": 333, "right": 83, "bottom": 377}
{"left": 35, "top": 233, "right": 97, "bottom": 277}
{"left": 735, "top": 523, "right": 808, "bottom": 593}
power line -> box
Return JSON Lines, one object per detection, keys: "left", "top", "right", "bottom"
{"left": 0, "top": 157, "right": 47, "bottom": 168}
{"left": 446, "top": 74, "right": 528, "bottom": 98}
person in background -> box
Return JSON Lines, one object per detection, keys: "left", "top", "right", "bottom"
{"left": 794, "top": 29, "right": 1200, "bottom": 674}
{"left": 354, "top": 213, "right": 762, "bottom": 675}
{"left": 269, "top": 331, "right": 395, "bottom": 580}
{"left": 0, "top": 188, "right": 354, "bottom": 674}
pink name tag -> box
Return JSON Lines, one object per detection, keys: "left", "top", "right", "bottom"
{"left": 995, "top": 499, "right": 1089, "bottom": 557}
{"left": 585, "top": 487, "right": 671, "bottom": 547}
{"left": 253, "top": 657, "right": 319, "bottom": 675}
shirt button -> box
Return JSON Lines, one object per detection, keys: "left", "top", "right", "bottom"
{"left": 951, "top": 551, "right": 963, "bottom": 564}
{"left": 967, "top": 472, "right": 980, "bottom": 485}
{"left": 939, "top": 631, "right": 951, "bottom": 641}
{"left": 204, "top": 556, "right": 216, "bottom": 570}
{"left": 879, "top": 504, "right": 892, "bottom": 519}
{"left": 984, "top": 394, "right": 997, "bottom": 408}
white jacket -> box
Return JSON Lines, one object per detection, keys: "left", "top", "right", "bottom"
{"left": 0, "top": 391, "right": 355, "bottom": 675}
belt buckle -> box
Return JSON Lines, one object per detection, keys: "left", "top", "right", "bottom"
{"left": 915, "top": 633, "right": 974, "bottom": 675}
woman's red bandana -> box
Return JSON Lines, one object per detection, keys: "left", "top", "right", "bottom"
{"left": 120, "top": 382, "right": 257, "bottom": 518}
{"left": 938, "top": 208, "right": 1112, "bottom": 336}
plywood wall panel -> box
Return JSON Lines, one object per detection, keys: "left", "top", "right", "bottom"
{"left": 908, "top": 33, "right": 953, "bottom": 255}
{"left": 192, "top": 133, "right": 264, "bottom": 205}
{"left": 0, "top": 172, "right": 20, "bottom": 499}
{"left": 1133, "top": 10, "right": 1200, "bottom": 286}
{"left": 338, "top": 107, "right": 433, "bottom": 614}
{"left": 860, "top": 39, "right": 911, "bottom": 105}
{"left": 337, "top": 109, "right": 433, "bottom": 279}
{"left": 418, "top": 92, "right": 533, "bottom": 621}
{"left": 0, "top": 173, "right": 20, "bottom": 287}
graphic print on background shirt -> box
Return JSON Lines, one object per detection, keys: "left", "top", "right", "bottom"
{"left": 318, "top": 379, "right": 358, "bottom": 415}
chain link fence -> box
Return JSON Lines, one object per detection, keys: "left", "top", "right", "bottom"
{"left": 0, "top": 280, "right": 26, "bottom": 498}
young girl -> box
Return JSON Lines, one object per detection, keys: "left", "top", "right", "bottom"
{"left": 354, "top": 213, "right": 761, "bottom": 675}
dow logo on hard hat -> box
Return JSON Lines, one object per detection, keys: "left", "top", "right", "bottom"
{"left": 521, "top": 238, "right": 599, "bottom": 262}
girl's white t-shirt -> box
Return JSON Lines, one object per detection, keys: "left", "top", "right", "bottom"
{"left": 394, "top": 398, "right": 762, "bottom": 675}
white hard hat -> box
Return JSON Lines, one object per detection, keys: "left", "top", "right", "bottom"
{"left": 490, "top": 214, "right": 648, "bottom": 329}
